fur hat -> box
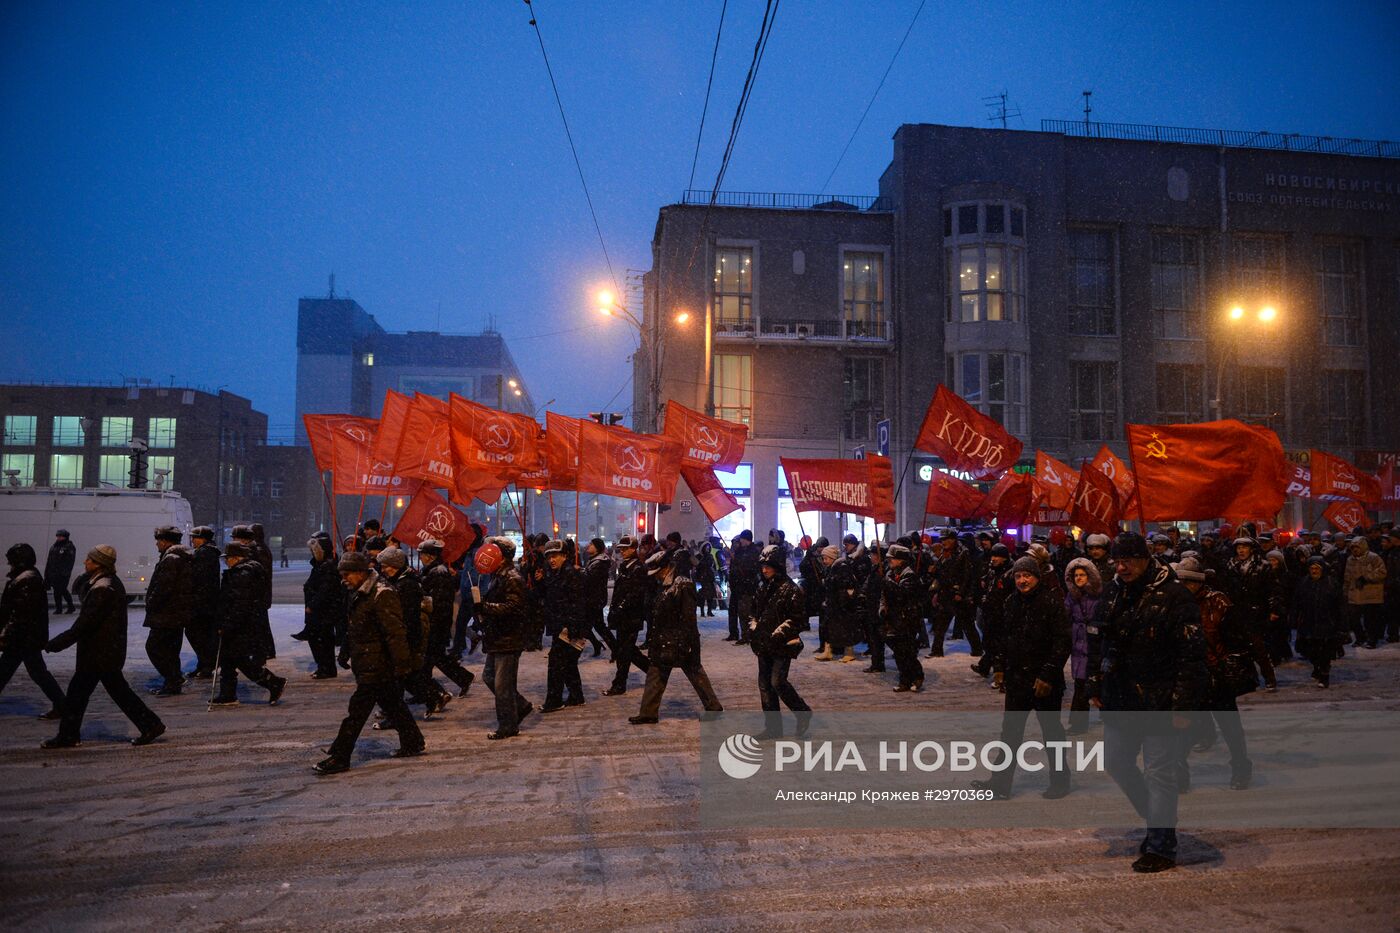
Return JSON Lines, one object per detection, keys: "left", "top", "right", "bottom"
{"left": 1084, "top": 533, "right": 1111, "bottom": 549}
{"left": 86, "top": 544, "right": 117, "bottom": 570}
{"left": 377, "top": 546, "right": 407, "bottom": 571}
{"left": 224, "top": 542, "right": 253, "bottom": 559}
{"left": 154, "top": 525, "right": 182, "bottom": 544}
{"left": 418, "top": 539, "right": 444, "bottom": 557}
{"left": 759, "top": 544, "right": 786, "bottom": 569}
{"left": 1011, "top": 556, "right": 1041, "bottom": 577}
{"left": 820, "top": 545, "right": 840, "bottom": 562}
{"left": 338, "top": 551, "right": 371, "bottom": 573}
{"left": 1172, "top": 555, "right": 1207, "bottom": 582}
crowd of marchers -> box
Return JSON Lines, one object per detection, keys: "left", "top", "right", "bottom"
{"left": 2, "top": 517, "right": 1397, "bottom": 873}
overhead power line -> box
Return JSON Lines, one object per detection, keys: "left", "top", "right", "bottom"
{"left": 687, "top": 0, "right": 730, "bottom": 190}
{"left": 818, "top": 0, "right": 927, "bottom": 195}
{"left": 524, "top": 0, "right": 619, "bottom": 293}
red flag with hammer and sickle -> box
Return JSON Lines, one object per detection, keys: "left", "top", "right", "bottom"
{"left": 575, "top": 421, "right": 683, "bottom": 504}
{"left": 1125, "top": 421, "right": 1287, "bottom": 521}
{"left": 392, "top": 486, "right": 479, "bottom": 562}
{"left": 913, "top": 385, "right": 1023, "bottom": 479}
{"left": 663, "top": 400, "right": 750, "bottom": 472}
{"left": 1309, "top": 449, "right": 1383, "bottom": 505}
{"left": 1069, "top": 462, "right": 1124, "bottom": 537}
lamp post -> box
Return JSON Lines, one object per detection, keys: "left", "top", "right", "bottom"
{"left": 595, "top": 289, "right": 690, "bottom": 433}
{"left": 1211, "top": 303, "right": 1279, "bottom": 421}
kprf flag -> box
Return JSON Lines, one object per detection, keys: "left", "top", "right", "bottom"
{"left": 1282, "top": 462, "right": 1353, "bottom": 501}
{"left": 576, "top": 421, "right": 683, "bottom": 504}
{"left": 317, "top": 416, "right": 421, "bottom": 497}
{"left": 449, "top": 394, "right": 543, "bottom": 484}
{"left": 923, "top": 469, "right": 985, "bottom": 520}
{"left": 544, "top": 412, "right": 583, "bottom": 489}
{"left": 972, "top": 469, "right": 1035, "bottom": 529}
{"left": 681, "top": 466, "right": 745, "bottom": 524}
{"left": 389, "top": 394, "right": 455, "bottom": 486}
{"left": 1125, "top": 421, "right": 1287, "bottom": 521}
{"left": 304, "top": 413, "right": 376, "bottom": 472}
{"left": 1090, "top": 444, "right": 1137, "bottom": 509}
{"left": 780, "top": 455, "right": 896, "bottom": 523}
{"left": 914, "top": 385, "right": 1023, "bottom": 479}
{"left": 1069, "top": 462, "right": 1124, "bottom": 537}
{"left": 369, "top": 389, "right": 415, "bottom": 466}
{"left": 392, "top": 487, "right": 479, "bottom": 562}
{"left": 1323, "top": 499, "right": 1368, "bottom": 534}
{"left": 663, "top": 400, "right": 749, "bottom": 471}
{"left": 1309, "top": 449, "right": 1383, "bottom": 504}
{"left": 1034, "top": 450, "right": 1078, "bottom": 512}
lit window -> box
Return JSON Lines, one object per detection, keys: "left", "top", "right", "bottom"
{"left": 713, "top": 247, "right": 754, "bottom": 323}
{"left": 101, "top": 417, "right": 133, "bottom": 447}
{"left": 3, "top": 415, "right": 36, "bottom": 446}
{"left": 842, "top": 251, "right": 885, "bottom": 332}
{"left": 714, "top": 353, "right": 752, "bottom": 427}
{"left": 52, "top": 416, "right": 85, "bottom": 447}
{"left": 148, "top": 456, "right": 175, "bottom": 490}
{"left": 49, "top": 454, "right": 84, "bottom": 488}
{"left": 2, "top": 453, "right": 34, "bottom": 486}
{"left": 99, "top": 454, "right": 128, "bottom": 487}
{"left": 149, "top": 417, "right": 177, "bottom": 448}
{"left": 362, "top": 353, "right": 375, "bottom": 366}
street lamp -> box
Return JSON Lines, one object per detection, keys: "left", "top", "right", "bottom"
{"left": 594, "top": 288, "right": 690, "bottom": 433}
{"left": 1212, "top": 302, "right": 1281, "bottom": 420}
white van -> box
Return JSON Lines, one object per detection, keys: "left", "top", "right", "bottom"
{"left": 0, "top": 487, "right": 194, "bottom": 599}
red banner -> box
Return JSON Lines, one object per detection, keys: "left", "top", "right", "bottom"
{"left": 923, "top": 469, "right": 985, "bottom": 520}
{"left": 1323, "top": 499, "right": 1368, "bottom": 534}
{"left": 1125, "top": 421, "right": 1287, "bottom": 522}
{"left": 681, "top": 466, "right": 745, "bottom": 525}
{"left": 544, "top": 412, "right": 583, "bottom": 490}
{"left": 390, "top": 394, "right": 455, "bottom": 486}
{"left": 576, "top": 421, "right": 683, "bottom": 504}
{"left": 1070, "top": 462, "right": 1124, "bottom": 537}
{"left": 392, "top": 487, "right": 478, "bottom": 563}
{"left": 1034, "top": 450, "right": 1078, "bottom": 512}
{"left": 972, "top": 470, "right": 1035, "bottom": 529}
{"left": 1379, "top": 462, "right": 1400, "bottom": 508}
{"left": 370, "top": 389, "right": 414, "bottom": 466}
{"left": 1310, "top": 449, "right": 1383, "bottom": 504}
{"left": 322, "top": 417, "right": 421, "bottom": 497}
{"left": 304, "top": 413, "right": 374, "bottom": 473}
{"left": 913, "top": 385, "right": 1023, "bottom": 479}
{"left": 780, "top": 455, "right": 896, "bottom": 523}
{"left": 1090, "top": 444, "right": 1137, "bottom": 507}
{"left": 663, "top": 400, "right": 750, "bottom": 471}
{"left": 448, "top": 394, "right": 543, "bottom": 484}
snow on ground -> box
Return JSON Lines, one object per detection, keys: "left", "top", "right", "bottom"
{"left": 1, "top": 602, "right": 1397, "bottom": 931}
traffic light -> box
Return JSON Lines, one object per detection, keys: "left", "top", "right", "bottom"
{"left": 589, "top": 412, "right": 625, "bottom": 425}
{"left": 636, "top": 511, "right": 647, "bottom": 533}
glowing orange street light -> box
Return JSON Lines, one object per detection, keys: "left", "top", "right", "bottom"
{"left": 1258, "top": 305, "right": 1277, "bottom": 323}
{"left": 675, "top": 311, "right": 690, "bottom": 324}
{"left": 1229, "top": 305, "right": 1245, "bottom": 321}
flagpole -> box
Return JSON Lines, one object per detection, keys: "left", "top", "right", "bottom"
{"left": 890, "top": 446, "right": 918, "bottom": 530}
{"left": 318, "top": 469, "right": 341, "bottom": 548}
{"left": 1123, "top": 437, "right": 1149, "bottom": 534}
{"left": 574, "top": 490, "right": 581, "bottom": 564}
{"left": 354, "top": 492, "right": 368, "bottom": 535}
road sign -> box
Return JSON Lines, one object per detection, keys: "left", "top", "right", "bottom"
{"left": 679, "top": 499, "right": 693, "bottom": 514}
{"left": 852, "top": 445, "right": 866, "bottom": 460}
{"left": 876, "top": 419, "right": 891, "bottom": 457}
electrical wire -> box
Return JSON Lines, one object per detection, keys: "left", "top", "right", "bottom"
{"left": 687, "top": 0, "right": 730, "bottom": 190}
{"left": 817, "top": 0, "right": 927, "bottom": 195}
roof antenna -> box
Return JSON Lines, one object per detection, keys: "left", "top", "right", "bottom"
{"left": 328, "top": 272, "right": 337, "bottom": 299}
{"left": 983, "top": 90, "right": 1019, "bottom": 129}
{"left": 1082, "top": 90, "right": 1093, "bottom": 132}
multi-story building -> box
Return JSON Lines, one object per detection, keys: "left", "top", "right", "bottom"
{"left": 643, "top": 121, "right": 1400, "bottom": 540}
{"left": 0, "top": 382, "right": 320, "bottom": 548}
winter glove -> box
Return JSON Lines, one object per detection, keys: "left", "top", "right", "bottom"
{"left": 44, "top": 638, "right": 58, "bottom": 653}
{"left": 993, "top": 671, "right": 1004, "bottom": 688}
{"left": 1033, "top": 678, "right": 1052, "bottom": 698}
{"left": 337, "top": 650, "right": 350, "bottom": 669}
{"left": 747, "top": 618, "right": 758, "bottom": 632}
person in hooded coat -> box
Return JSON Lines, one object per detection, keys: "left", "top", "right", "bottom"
{"left": 694, "top": 542, "right": 720, "bottom": 619}
{"left": 1292, "top": 556, "right": 1343, "bottom": 687}
{"left": 44, "top": 530, "right": 77, "bottom": 614}
{"left": 1063, "top": 557, "right": 1102, "bottom": 735}
{"left": 0, "top": 542, "right": 66, "bottom": 717}
{"left": 630, "top": 549, "right": 722, "bottom": 723}
{"left": 819, "top": 545, "right": 862, "bottom": 663}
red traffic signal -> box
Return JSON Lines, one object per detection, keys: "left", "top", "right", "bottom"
{"left": 636, "top": 511, "right": 647, "bottom": 533}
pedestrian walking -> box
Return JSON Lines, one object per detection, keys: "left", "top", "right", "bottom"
{"left": 0, "top": 543, "right": 66, "bottom": 718}
{"left": 630, "top": 548, "right": 722, "bottom": 724}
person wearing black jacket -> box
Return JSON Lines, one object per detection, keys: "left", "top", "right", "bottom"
{"left": 41, "top": 545, "right": 165, "bottom": 748}
{"left": 630, "top": 549, "right": 722, "bottom": 724}
{"left": 1291, "top": 556, "right": 1343, "bottom": 687}
{"left": 209, "top": 544, "right": 287, "bottom": 708}
{"left": 376, "top": 547, "right": 450, "bottom": 721}
{"left": 44, "top": 530, "right": 77, "bottom": 614}
{"left": 971, "top": 544, "right": 1013, "bottom": 679}
{"left": 603, "top": 536, "right": 651, "bottom": 696}
{"left": 695, "top": 541, "right": 720, "bottom": 619}
{"left": 798, "top": 536, "right": 827, "bottom": 647}
{"left": 821, "top": 546, "right": 864, "bottom": 663}
{"left": 476, "top": 537, "right": 534, "bottom": 739}
{"left": 304, "top": 533, "right": 344, "bottom": 679}
{"left": 186, "top": 526, "right": 222, "bottom": 679}
{"left": 930, "top": 530, "right": 979, "bottom": 657}
{"left": 972, "top": 556, "right": 1072, "bottom": 800}
{"left": 0, "top": 542, "right": 66, "bottom": 717}
{"left": 539, "top": 539, "right": 587, "bottom": 712}
{"left": 314, "top": 551, "right": 424, "bottom": 774}
{"left": 862, "top": 544, "right": 887, "bottom": 673}
{"left": 418, "top": 539, "right": 475, "bottom": 697}
{"left": 1087, "top": 532, "right": 1209, "bottom": 873}
{"left": 881, "top": 545, "right": 926, "bottom": 692}
{"left": 748, "top": 544, "right": 811, "bottom": 738}
{"left": 726, "top": 530, "right": 760, "bottom": 644}
{"left": 582, "top": 539, "right": 616, "bottom": 659}
{"left": 144, "top": 526, "right": 193, "bottom": 696}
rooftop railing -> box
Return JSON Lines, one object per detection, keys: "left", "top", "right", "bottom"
{"left": 680, "top": 189, "right": 893, "bottom": 211}
{"left": 1042, "top": 119, "right": 1399, "bottom": 159}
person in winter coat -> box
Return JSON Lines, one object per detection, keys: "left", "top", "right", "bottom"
{"left": 819, "top": 546, "right": 864, "bottom": 663}
{"left": 0, "top": 542, "right": 66, "bottom": 717}
{"left": 630, "top": 549, "right": 722, "bottom": 723}
{"left": 143, "top": 526, "right": 193, "bottom": 696}
{"left": 377, "top": 547, "right": 450, "bottom": 720}
{"left": 604, "top": 535, "right": 651, "bottom": 695}
{"left": 930, "top": 530, "right": 979, "bottom": 657}
{"left": 303, "top": 533, "right": 344, "bottom": 679}
{"left": 582, "top": 538, "right": 615, "bottom": 658}
{"left": 1087, "top": 532, "right": 1209, "bottom": 873}
{"left": 1083, "top": 533, "right": 1114, "bottom": 584}
{"left": 538, "top": 539, "right": 587, "bottom": 712}
{"left": 748, "top": 544, "right": 812, "bottom": 737}
{"left": 1292, "top": 556, "right": 1344, "bottom": 686}
{"left": 971, "top": 544, "right": 1014, "bottom": 681}
{"left": 475, "top": 537, "right": 533, "bottom": 739}
{"left": 694, "top": 541, "right": 720, "bottom": 619}
{"left": 418, "top": 539, "right": 476, "bottom": 697}
{"left": 1344, "top": 537, "right": 1388, "bottom": 648}
{"left": 44, "top": 530, "right": 77, "bottom": 614}
{"left": 972, "top": 555, "right": 1072, "bottom": 800}
{"left": 313, "top": 551, "right": 424, "bottom": 775}
{"left": 209, "top": 543, "right": 287, "bottom": 708}
{"left": 798, "top": 535, "right": 828, "bottom": 627}
{"left": 229, "top": 524, "right": 277, "bottom": 663}
{"left": 1220, "top": 537, "right": 1277, "bottom": 690}
{"left": 41, "top": 545, "right": 165, "bottom": 748}
{"left": 726, "top": 531, "right": 761, "bottom": 644}
{"left": 1174, "top": 556, "right": 1252, "bottom": 790}
{"left": 1063, "top": 557, "right": 1102, "bottom": 734}
{"left": 881, "top": 544, "right": 926, "bottom": 692}
{"left": 862, "top": 543, "right": 887, "bottom": 673}
{"left": 186, "top": 526, "right": 222, "bottom": 679}
{"left": 1264, "top": 548, "right": 1295, "bottom": 662}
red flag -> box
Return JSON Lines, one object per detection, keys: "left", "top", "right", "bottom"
{"left": 1070, "top": 462, "right": 1124, "bottom": 537}
{"left": 576, "top": 421, "right": 683, "bottom": 504}
{"left": 448, "top": 394, "right": 543, "bottom": 484}
{"left": 323, "top": 417, "right": 422, "bottom": 497}
{"left": 370, "top": 389, "right": 414, "bottom": 465}
{"left": 913, "top": 384, "right": 1023, "bottom": 479}
{"left": 663, "top": 400, "right": 750, "bottom": 471}
{"left": 391, "top": 394, "right": 456, "bottom": 486}
{"left": 780, "top": 455, "right": 896, "bottom": 523}
{"left": 1378, "top": 462, "right": 1400, "bottom": 508}
{"left": 304, "top": 413, "right": 373, "bottom": 472}
{"left": 544, "top": 412, "right": 583, "bottom": 489}
{"left": 1124, "top": 421, "right": 1286, "bottom": 521}
{"left": 1034, "top": 450, "right": 1078, "bottom": 512}
{"left": 1323, "top": 499, "right": 1368, "bottom": 534}
{"left": 1309, "top": 449, "right": 1383, "bottom": 504}
{"left": 681, "top": 466, "right": 745, "bottom": 525}
{"left": 392, "top": 487, "right": 479, "bottom": 563}
{"left": 1090, "top": 444, "right": 1137, "bottom": 507}
{"left": 972, "top": 470, "right": 1035, "bottom": 529}
{"left": 923, "top": 470, "right": 985, "bottom": 520}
